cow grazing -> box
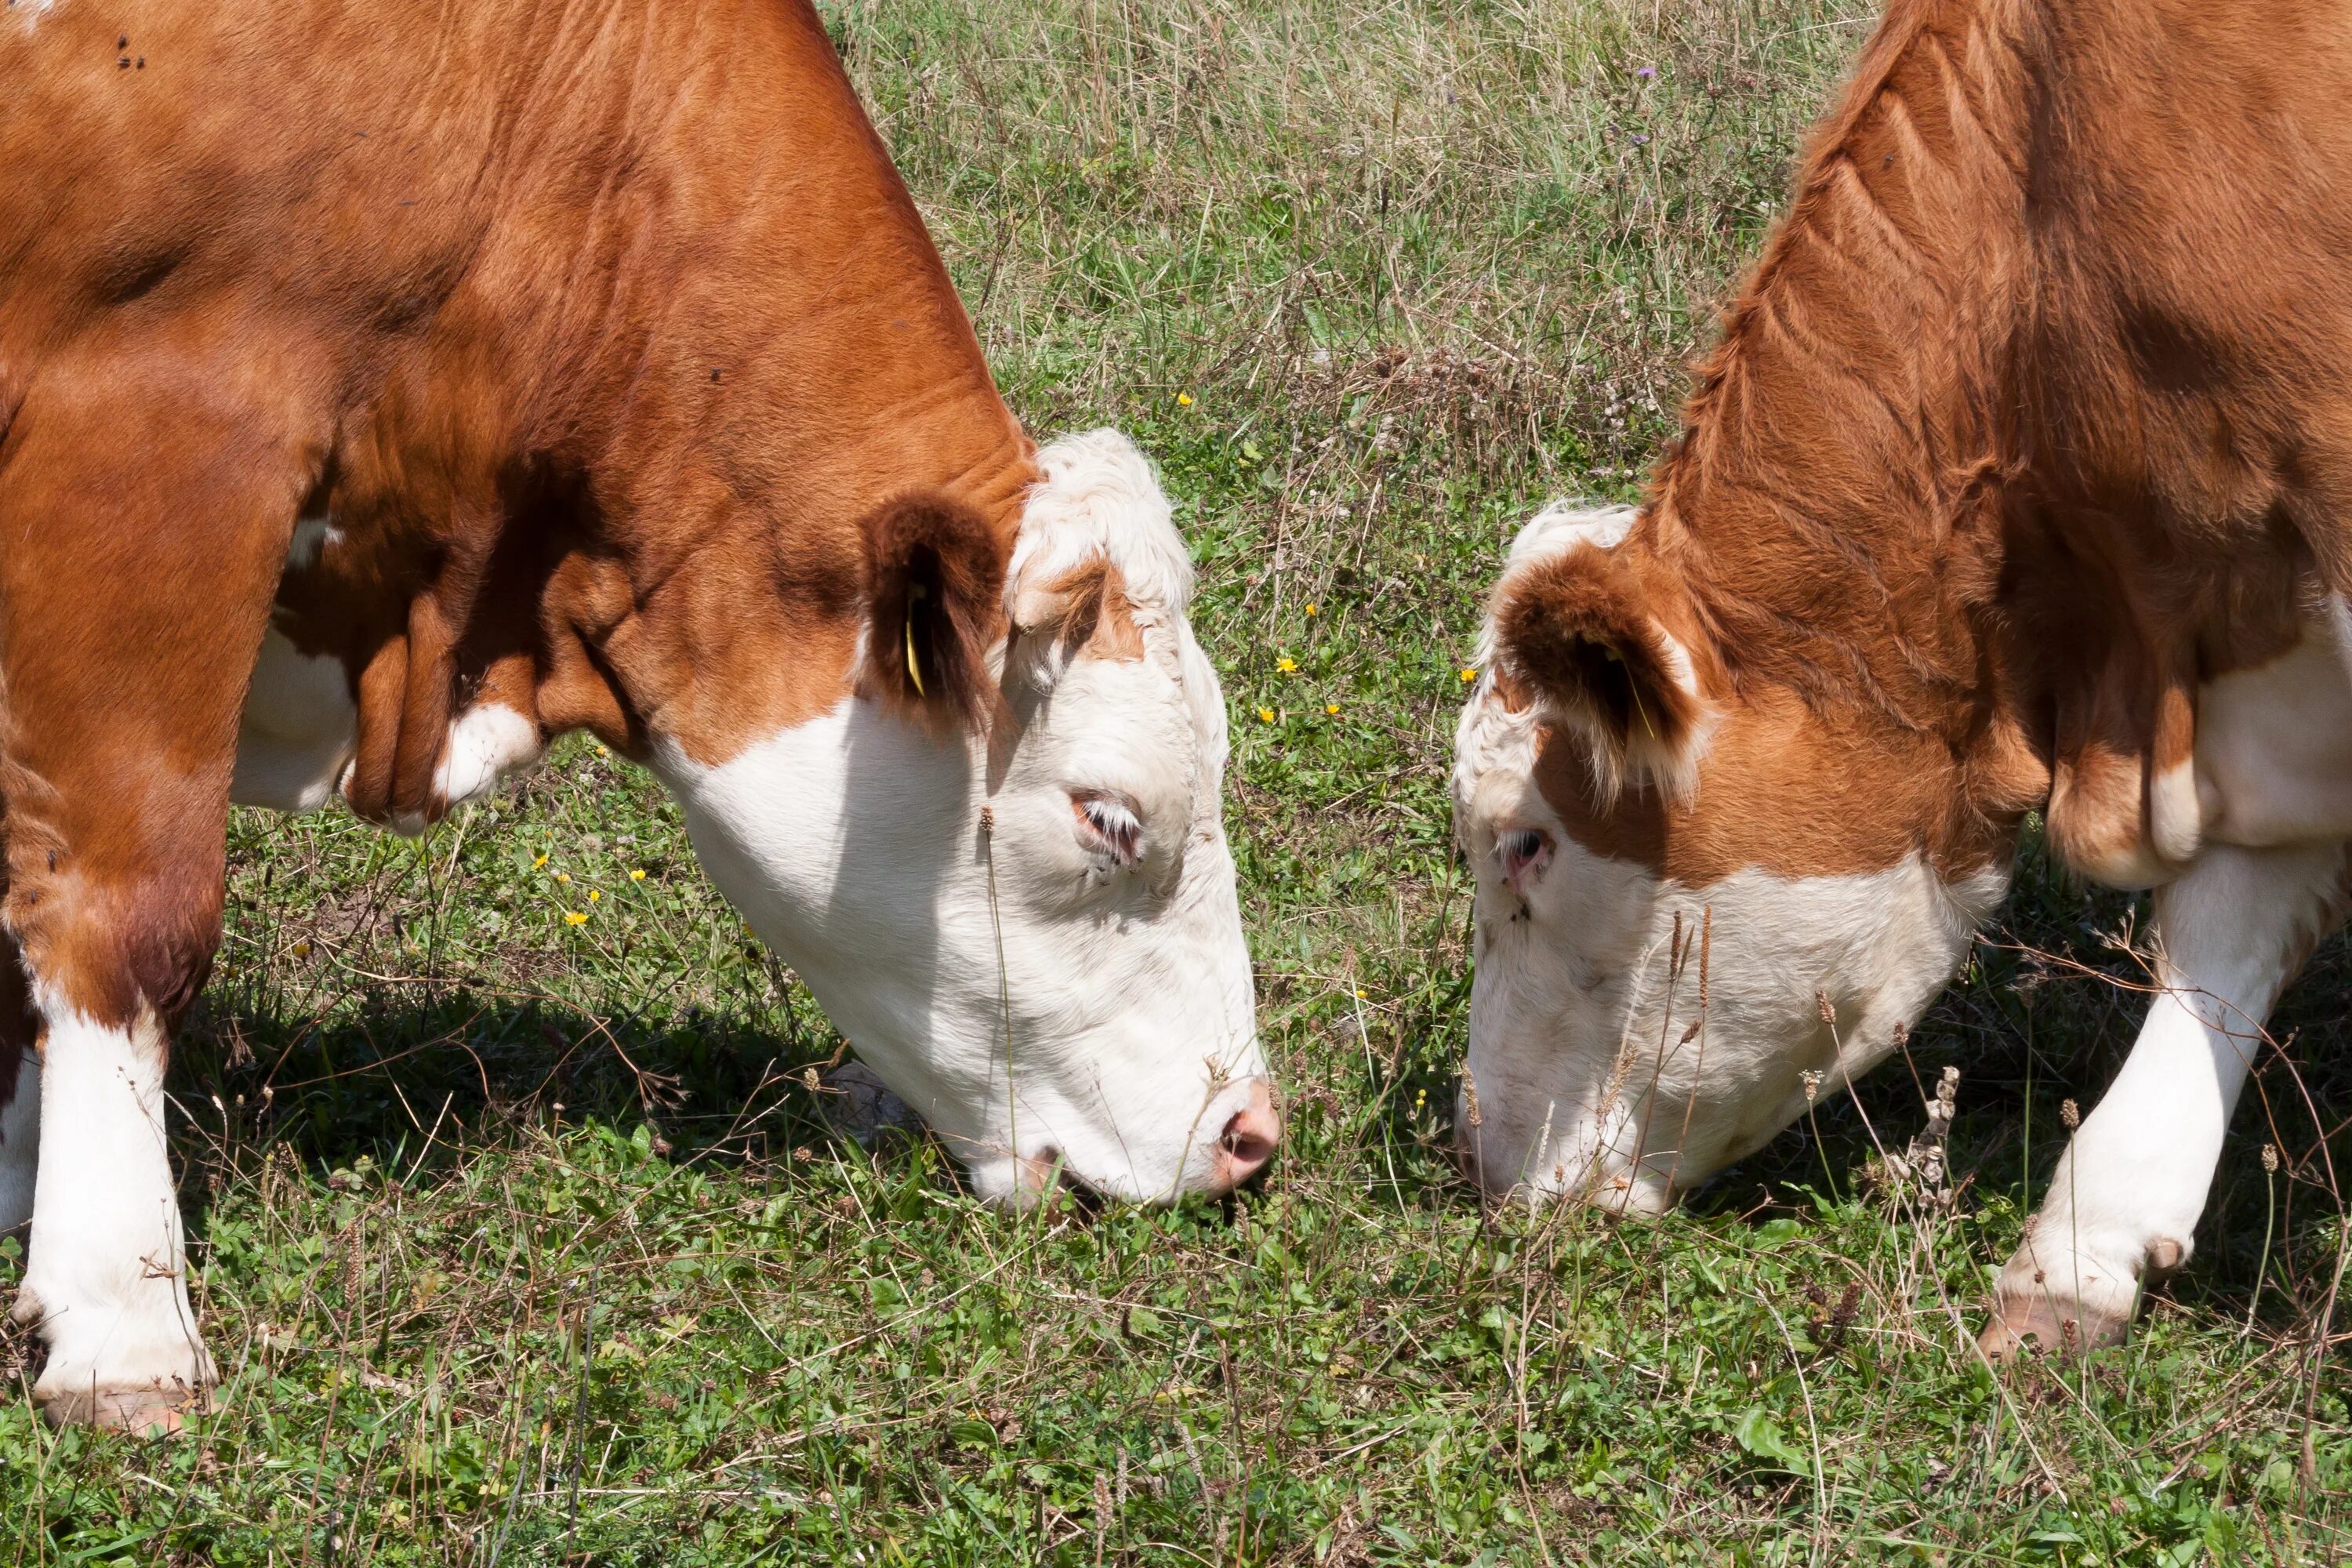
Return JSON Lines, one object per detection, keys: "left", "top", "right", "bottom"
{"left": 1454, "top": 0, "right": 2352, "bottom": 1358}
{"left": 0, "top": 0, "right": 1273, "bottom": 1431}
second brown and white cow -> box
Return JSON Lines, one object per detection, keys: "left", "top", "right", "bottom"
{"left": 1454, "top": 0, "right": 2352, "bottom": 1359}
{"left": 0, "top": 0, "right": 1272, "bottom": 1430}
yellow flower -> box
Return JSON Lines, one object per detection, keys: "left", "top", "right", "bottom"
{"left": 1276, "top": 656, "right": 1297, "bottom": 673}
{"left": 1459, "top": 667, "right": 1479, "bottom": 682}
{"left": 1176, "top": 391, "right": 1194, "bottom": 407}
{"left": 533, "top": 853, "right": 548, "bottom": 869}
{"left": 290, "top": 941, "right": 313, "bottom": 959}
{"left": 564, "top": 910, "right": 589, "bottom": 927}
{"left": 1255, "top": 706, "right": 1276, "bottom": 724}
{"left": 630, "top": 868, "right": 647, "bottom": 881}
{"left": 1354, "top": 988, "right": 1367, "bottom": 999}
{"left": 595, "top": 744, "right": 609, "bottom": 758}
{"left": 586, "top": 889, "right": 601, "bottom": 903}
{"left": 554, "top": 872, "right": 571, "bottom": 884}
{"left": 1304, "top": 603, "right": 1319, "bottom": 617}
{"left": 1324, "top": 702, "right": 1341, "bottom": 717}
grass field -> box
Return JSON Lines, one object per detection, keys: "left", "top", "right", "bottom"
{"left": 5, "top": 1, "right": 2350, "bottom": 1562}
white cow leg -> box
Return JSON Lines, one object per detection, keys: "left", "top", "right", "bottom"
{"left": 13, "top": 998, "right": 213, "bottom": 1430}
{"left": 0, "top": 1042, "right": 36, "bottom": 1235}
{"left": 1981, "top": 840, "right": 2348, "bottom": 1359}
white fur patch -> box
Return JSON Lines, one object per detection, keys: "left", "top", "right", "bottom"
{"left": 2147, "top": 755, "right": 2202, "bottom": 866}
{"left": 1457, "top": 830, "right": 2006, "bottom": 1205}
{"left": 2194, "top": 603, "right": 2352, "bottom": 847}
{"left": 230, "top": 626, "right": 358, "bottom": 813}
{"left": 16, "top": 993, "right": 213, "bottom": 1414}
{"left": 0, "top": 1047, "right": 36, "bottom": 1235}
{"left": 659, "top": 675, "right": 1263, "bottom": 1206}
{"left": 432, "top": 702, "right": 542, "bottom": 809}
{"left": 1007, "top": 430, "right": 1195, "bottom": 619}
{"left": 1506, "top": 499, "right": 1639, "bottom": 569}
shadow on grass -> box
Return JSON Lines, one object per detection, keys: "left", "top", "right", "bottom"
{"left": 165, "top": 982, "right": 880, "bottom": 1218}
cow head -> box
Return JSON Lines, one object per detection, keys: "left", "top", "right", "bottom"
{"left": 1450, "top": 503, "right": 2016, "bottom": 1209}
{"left": 666, "top": 431, "right": 1274, "bottom": 1207}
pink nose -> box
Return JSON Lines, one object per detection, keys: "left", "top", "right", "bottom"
{"left": 1211, "top": 1078, "right": 1282, "bottom": 1189}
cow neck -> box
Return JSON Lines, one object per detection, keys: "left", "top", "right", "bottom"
{"left": 1632, "top": 0, "right": 2048, "bottom": 865}
{"left": 299, "top": 0, "right": 1038, "bottom": 795}
{"left": 495, "top": 0, "right": 1035, "bottom": 764}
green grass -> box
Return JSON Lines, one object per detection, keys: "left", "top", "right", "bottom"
{"left": 5, "top": 1, "right": 2350, "bottom": 1561}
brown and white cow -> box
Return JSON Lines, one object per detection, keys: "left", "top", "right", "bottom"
{"left": 0, "top": 0, "right": 1273, "bottom": 1429}
{"left": 1454, "top": 0, "right": 2352, "bottom": 1359}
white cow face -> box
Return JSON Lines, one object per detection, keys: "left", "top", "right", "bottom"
{"left": 1449, "top": 504, "right": 2009, "bottom": 1209}
{"left": 667, "top": 432, "right": 1275, "bottom": 1206}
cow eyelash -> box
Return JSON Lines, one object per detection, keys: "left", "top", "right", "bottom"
{"left": 1073, "top": 794, "right": 1143, "bottom": 867}
{"left": 1498, "top": 829, "right": 1550, "bottom": 885}
{"left": 1500, "top": 829, "right": 1544, "bottom": 864}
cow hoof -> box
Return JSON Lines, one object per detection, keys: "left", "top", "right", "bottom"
{"left": 38, "top": 1381, "right": 205, "bottom": 1436}
{"left": 1975, "top": 1290, "right": 2130, "bottom": 1363}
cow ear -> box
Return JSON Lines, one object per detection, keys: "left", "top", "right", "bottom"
{"left": 1008, "top": 556, "right": 1093, "bottom": 641}
{"left": 861, "top": 492, "right": 1007, "bottom": 727}
{"left": 1008, "top": 555, "right": 1143, "bottom": 661}
{"left": 1491, "top": 543, "right": 1711, "bottom": 796}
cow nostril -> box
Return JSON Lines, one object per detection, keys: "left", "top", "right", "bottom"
{"left": 1025, "top": 1149, "right": 1105, "bottom": 1213}
{"left": 1218, "top": 1106, "right": 1279, "bottom": 1171}
{"left": 1016, "top": 1147, "right": 1065, "bottom": 1197}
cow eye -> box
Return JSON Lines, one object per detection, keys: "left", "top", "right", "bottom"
{"left": 1498, "top": 828, "right": 1552, "bottom": 890}
{"left": 1071, "top": 793, "right": 1143, "bottom": 868}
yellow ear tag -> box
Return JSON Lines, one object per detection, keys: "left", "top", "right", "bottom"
{"left": 905, "top": 583, "right": 928, "bottom": 698}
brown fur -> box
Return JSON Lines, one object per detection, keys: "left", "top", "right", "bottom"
{"left": 1494, "top": 546, "right": 1708, "bottom": 780}
{"left": 1498, "top": 0, "right": 2352, "bottom": 890}
{"left": 1044, "top": 560, "right": 1146, "bottom": 663}
{"left": 0, "top": 0, "right": 1036, "bottom": 1040}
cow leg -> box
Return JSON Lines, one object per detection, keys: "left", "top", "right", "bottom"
{"left": 0, "top": 345, "right": 315, "bottom": 1430}
{"left": 1980, "top": 840, "right": 2349, "bottom": 1359}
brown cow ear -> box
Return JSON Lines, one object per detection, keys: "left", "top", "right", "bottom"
{"left": 1007, "top": 555, "right": 1145, "bottom": 662}
{"left": 861, "top": 493, "right": 1007, "bottom": 728}
{"left": 1492, "top": 545, "right": 1710, "bottom": 796}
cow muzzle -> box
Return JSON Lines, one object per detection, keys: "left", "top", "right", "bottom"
{"left": 993, "top": 1073, "right": 1282, "bottom": 1208}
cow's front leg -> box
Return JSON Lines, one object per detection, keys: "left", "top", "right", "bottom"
{"left": 11, "top": 986, "right": 215, "bottom": 1430}
{"left": 0, "top": 343, "right": 317, "bottom": 1429}
{"left": 1980, "top": 840, "right": 2350, "bottom": 1359}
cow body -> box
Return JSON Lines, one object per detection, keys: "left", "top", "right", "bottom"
{"left": 0, "top": 0, "right": 1272, "bottom": 1430}
{"left": 1455, "top": 0, "right": 2352, "bottom": 1357}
